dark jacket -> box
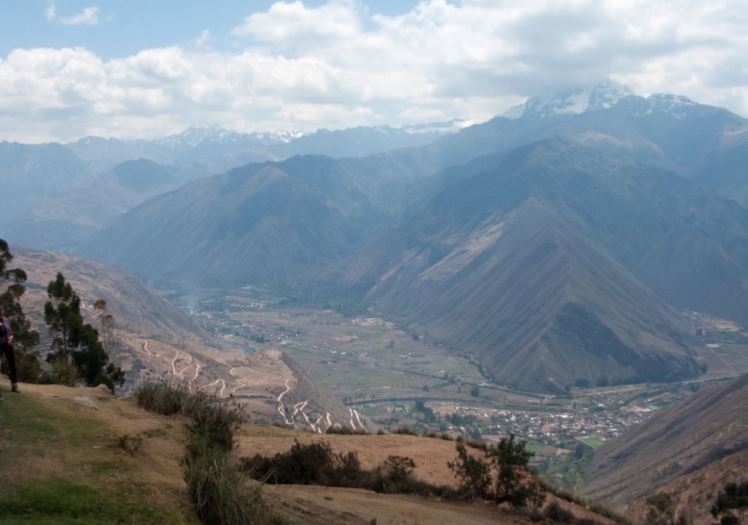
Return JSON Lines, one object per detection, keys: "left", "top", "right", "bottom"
{"left": 0, "top": 321, "right": 12, "bottom": 345}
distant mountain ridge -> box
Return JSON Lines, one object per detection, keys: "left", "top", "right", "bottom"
{"left": 9, "top": 82, "right": 748, "bottom": 394}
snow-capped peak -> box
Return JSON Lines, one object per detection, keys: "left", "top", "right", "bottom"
{"left": 154, "top": 125, "right": 305, "bottom": 148}
{"left": 504, "top": 80, "right": 635, "bottom": 119}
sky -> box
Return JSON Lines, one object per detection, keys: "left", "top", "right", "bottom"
{"left": 0, "top": 0, "right": 747, "bottom": 142}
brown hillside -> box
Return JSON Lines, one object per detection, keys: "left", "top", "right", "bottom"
{"left": 583, "top": 373, "right": 748, "bottom": 517}
{"left": 0, "top": 381, "right": 615, "bottom": 525}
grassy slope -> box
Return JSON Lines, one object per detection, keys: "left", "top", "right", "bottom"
{"left": 0, "top": 382, "right": 197, "bottom": 525}
{"left": 0, "top": 381, "right": 615, "bottom": 525}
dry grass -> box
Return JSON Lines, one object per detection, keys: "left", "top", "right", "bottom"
{"left": 0, "top": 381, "right": 195, "bottom": 523}
{"left": 237, "top": 423, "right": 486, "bottom": 488}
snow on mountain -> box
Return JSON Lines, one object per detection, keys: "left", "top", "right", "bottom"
{"left": 505, "top": 80, "right": 635, "bottom": 119}
{"left": 153, "top": 125, "right": 305, "bottom": 149}
{"left": 401, "top": 119, "right": 469, "bottom": 135}
{"left": 634, "top": 93, "right": 698, "bottom": 119}
{"left": 502, "top": 80, "right": 715, "bottom": 121}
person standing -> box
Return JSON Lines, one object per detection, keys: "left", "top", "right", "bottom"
{"left": 0, "top": 311, "right": 19, "bottom": 396}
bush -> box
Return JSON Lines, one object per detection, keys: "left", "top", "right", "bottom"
{"left": 370, "top": 455, "right": 416, "bottom": 494}
{"left": 135, "top": 380, "right": 266, "bottom": 525}
{"left": 136, "top": 379, "right": 243, "bottom": 450}
{"left": 136, "top": 379, "right": 193, "bottom": 415}
{"left": 326, "top": 426, "right": 368, "bottom": 435}
{"left": 241, "top": 441, "right": 455, "bottom": 499}
{"left": 185, "top": 441, "right": 268, "bottom": 525}
{"left": 242, "top": 440, "right": 365, "bottom": 487}
{"left": 543, "top": 502, "right": 575, "bottom": 523}
{"left": 116, "top": 434, "right": 143, "bottom": 455}
{"left": 43, "top": 357, "right": 79, "bottom": 386}
{"left": 394, "top": 426, "right": 418, "bottom": 436}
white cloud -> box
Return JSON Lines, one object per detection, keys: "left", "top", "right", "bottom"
{"left": 45, "top": 3, "right": 56, "bottom": 21}
{"left": 46, "top": 4, "right": 100, "bottom": 26}
{"left": 60, "top": 6, "right": 100, "bottom": 26}
{"left": 195, "top": 29, "right": 211, "bottom": 48}
{"left": 6, "top": 0, "right": 748, "bottom": 142}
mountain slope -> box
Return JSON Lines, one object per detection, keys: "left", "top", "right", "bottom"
{"left": 0, "top": 142, "right": 92, "bottom": 226}
{"left": 81, "top": 155, "right": 403, "bottom": 286}
{"left": 8, "top": 159, "right": 186, "bottom": 250}
{"left": 582, "top": 374, "right": 748, "bottom": 522}
{"left": 339, "top": 141, "right": 702, "bottom": 392}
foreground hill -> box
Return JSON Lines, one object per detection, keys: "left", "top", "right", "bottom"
{"left": 583, "top": 373, "right": 748, "bottom": 523}
{"left": 0, "top": 382, "right": 615, "bottom": 524}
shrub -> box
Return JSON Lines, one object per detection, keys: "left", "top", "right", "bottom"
{"left": 136, "top": 379, "right": 243, "bottom": 450}
{"left": 543, "top": 501, "right": 575, "bottom": 523}
{"left": 185, "top": 441, "right": 268, "bottom": 525}
{"left": 241, "top": 441, "right": 455, "bottom": 499}
{"left": 136, "top": 379, "right": 192, "bottom": 415}
{"left": 135, "top": 380, "right": 266, "bottom": 525}
{"left": 394, "top": 426, "right": 418, "bottom": 436}
{"left": 116, "top": 434, "right": 143, "bottom": 455}
{"left": 326, "top": 426, "right": 368, "bottom": 435}
{"left": 44, "top": 357, "right": 79, "bottom": 386}
{"left": 370, "top": 455, "right": 416, "bottom": 494}
{"left": 242, "top": 440, "right": 365, "bottom": 487}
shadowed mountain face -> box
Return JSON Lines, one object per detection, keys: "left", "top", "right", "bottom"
{"left": 583, "top": 374, "right": 748, "bottom": 517}
{"left": 339, "top": 140, "right": 713, "bottom": 392}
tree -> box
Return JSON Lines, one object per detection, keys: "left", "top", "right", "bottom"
{"left": 448, "top": 438, "right": 491, "bottom": 498}
{"left": 712, "top": 482, "right": 748, "bottom": 525}
{"left": 0, "top": 240, "right": 40, "bottom": 381}
{"left": 644, "top": 493, "right": 675, "bottom": 525}
{"left": 489, "top": 434, "right": 544, "bottom": 508}
{"left": 44, "top": 273, "right": 124, "bottom": 391}
{"left": 449, "top": 434, "right": 545, "bottom": 508}
{"left": 94, "top": 299, "right": 116, "bottom": 355}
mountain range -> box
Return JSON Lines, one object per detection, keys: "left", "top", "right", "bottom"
{"left": 0, "top": 121, "right": 462, "bottom": 251}
{"left": 6, "top": 80, "right": 748, "bottom": 393}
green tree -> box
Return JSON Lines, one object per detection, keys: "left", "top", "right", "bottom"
{"left": 44, "top": 273, "right": 124, "bottom": 391}
{"left": 448, "top": 434, "right": 544, "bottom": 508}
{"left": 94, "top": 299, "right": 116, "bottom": 355}
{"left": 712, "top": 482, "right": 748, "bottom": 525}
{"left": 0, "top": 240, "right": 41, "bottom": 381}
{"left": 448, "top": 438, "right": 491, "bottom": 498}
{"left": 489, "top": 435, "right": 544, "bottom": 508}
